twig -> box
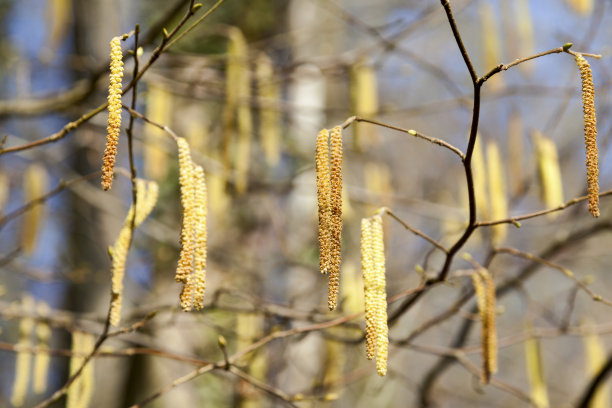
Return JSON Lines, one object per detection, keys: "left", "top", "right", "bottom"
{"left": 495, "top": 247, "right": 612, "bottom": 307}
{"left": 382, "top": 208, "right": 448, "bottom": 253}
{"left": 477, "top": 189, "right": 612, "bottom": 227}
{"left": 341, "top": 116, "right": 464, "bottom": 158}
{"left": 229, "top": 366, "right": 299, "bottom": 408}
{"left": 0, "top": 172, "right": 100, "bottom": 231}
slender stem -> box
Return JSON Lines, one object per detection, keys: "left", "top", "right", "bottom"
{"left": 440, "top": 0, "right": 477, "bottom": 84}
{"left": 341, "top": 116, "right": 464, "bottom": 158}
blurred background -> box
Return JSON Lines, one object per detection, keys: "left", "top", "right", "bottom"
{"left": 0, "top": 0, "right": 612, "bottom": 406}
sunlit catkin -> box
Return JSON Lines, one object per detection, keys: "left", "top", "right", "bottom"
{"left": 472, "top": 268, "right": 497, "bottom": 383}
{"left": 575, "top": 54, "right": 599, "bottom": 217}
{"left": 371, "top": 214, "right": 388, "bottom": 376}
{"left": 533, "top": 131, "right": 564, "bottom": 215}
{"left": 328, "top": 126, "right": 343, "bottom": 311}
{"left": 11, "top": 297, "right": 35, "bottom": 407}
{"left": 515, "top": 0, "right": 535, "bottom": 75}
{"left": 361, "top": 217, "right": 376, "bottom": 360}
{"left": 192, "top": 165, "right": 208, "bottom": 310}
{"left": 350, "top": 59, "right": 379, "bottom": 149}
{"left": 316, "top": 129, "right": 331, "bottom": 275}
{"left": 479, "top": 3, "right": 504, "bottom": 90}
{"left": 109, "top": 179, "right": 158, "bottom": 326}
{"left": 583, "top": 327, "right": 610, "bottom": 408}
{"left": 222, "top": 27, "right": 250, "bottom": 193}
{"left": 256, "top": 53, "right": 281, "bottom": 167}
{"left": 507, "top": 110, "right": 524, "bottom": 196}
{"left": 33, "top": 302, "right": 51, "bottom": 394}
{"left": 144, "top": 84, "right": 172, "bottom": 181}
{"left": 524, "top": 335, "right": 549, "bottom": 408}
{"left": 486, "top": 142, "right": 508, "bottom": 245}
{"left": 21, "top": 164, "right": 48, "bottom": 255}
{"left": 175, "top": 137, "right": 196, "bottom": 284}
{"left": 102, "top": 36, "right": 124, "bottom": 191}
{"left": 472, "top": 136, "right": 489, "bottom": 220}
{"left": 66, "top": 331, "right": 95, "bottom": 408}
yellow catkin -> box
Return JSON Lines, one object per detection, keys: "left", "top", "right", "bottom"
{"left": 33, "top": 302, "right": 51, "bottom": 394}
{"left": 175, "top": 138, "right": 196, "bottom": 284}
{"left": 41, "top": 0, "right": 71, "bottom": 62}
{"left": 515, "top": 0, "right": 535, "bottom": 75}
{"left": 472, "top": 136, "right": 489, "bottom": 220}
{"left": 472, "top": 269, "right": 497, "bottom": 383}
{"left": 179, "top": 275, "right": 194, "bottom": 312}
{"left": 21, "top": 164, "right": 48, "bottom": 255}
{"left": 480, "top": 3, "right": 504, "bottom": 90}
{"left": 316, "top": 129, "right": 331, "bottom": 275}
{"left": 371, "top": 214, "right": 388, "bottom": 376}
{"left": 222, "top": 27, "right": 249, "bottom": 187}
{"left": 256, "top": 53, "right": 281, "bottom": 167}
{"left": 192, "top": 165, "right": 208, "bottom": 310}
{"left": 144, "top": 84, "right": 172, "bottom": 181}
{"left": 486, "top": 142, "right": 508, "bottom": 245}
{"left": 328, "top": 126, "right": 343, "bottom": 311}
{"left": 66, "top": 331, "right": 95, "bottom": 408}
{"left": 583, "top": 328, "right": 610, "bottom": 408}
{"left": 0, "top": 168, "right": 9, "bottom": 212}
{"left": 109, "top": 180, "right": 158, "bottom": 326}
{"left": 533, "top": 131, "right": 564, "bottom": 215}
{"left": 361, "top": 218, "right": 377, "bottom": 360}
{"left": 101, "top": 36, "right": 124, "bottom": 191}
{"left": 364, "top": 162, "right": 393, "bottom": 216}
{"left": 567, "top": 0, "right": 594, "bottom": 15}
{"left": 482, "top": 269, "right": 497, "bottom": 376}
{"left": 524, "top": 335, "right": 549, "bottom": 408}
{"left": 575, "top": 54, "right": 600, "bottom": 217}
{"left": 507, "top": 110, "right": 524, "bottom": 196}
{"left": 235, "top": 57, "right": 253, "bottom": 195}
{"left": 350, "top": 59, "right": 379, "bottom": 149}
{"left": 11, "top": 297, "right": 36, "bottom": 407}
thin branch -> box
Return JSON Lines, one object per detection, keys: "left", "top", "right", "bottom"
{"left": 477, "top": 189, "right": 612, "bottom": 226}
{"left": 495, "top": 247, "right": 612, "bottom": 307}
{"left": 229, "top": 366, "right": 299, "bottom": 408}
{"left": 383, "top": 208, "right": 448, "bottom": 253}
{"left": 341, "top": 116, "right": 464, "bottom": 158}
{"left": 0, "top": 172, "right": 100, "bottom": 231}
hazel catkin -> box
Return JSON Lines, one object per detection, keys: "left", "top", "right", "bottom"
{"left": 575, "top": 53, "right": 600, "bottom": 218}
{"left": 102, "top": 36, "right": 124, "bottom": 191}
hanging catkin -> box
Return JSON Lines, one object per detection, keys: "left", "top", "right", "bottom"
{"left": 109, "top": 180, "right": 158, "bottom": 326}
{"left": 316, "top": 128, "right": 331, "bottom": 275}
{"left": 328, "top": 126, "right": 343, "bottom": 310}
{"left": 256, "top": 53, "right": 281, "bottom": 167}
{"left": 33, "top": 302, "right": 51, "bottom": 394}
{"left": 472, "top": 268, "right": 497, "bottom": 383}
{"left": 533, "top": 131, "right": 564, "bottom": 215}
{"left": 575, "top": 54, "right": 600, "bottom": 217}
{"left": 360, "top": 214, "right": 388, "bottom": 376}
{"left": 102, "top": 36, "right": 124, "bottom": 191}
{"left": 175, "top": 138, "right": 196, "bottom": 284}
{"left": 371, "top": 214, "right": 388, "bottom": 376}
{"left": 10, "top": 297, "right": 35, "bottom": 407}
{"left": 192, "top": 165, "right": 208, "bottom": 310}
{"left": 524, "top": 335, "right": 549, "bottom": 408}
{"left": 361, "top": 217, "right": 377, "bottom": 360}
{"left": 486, "top": 142, "right": 508, "bottom": 245}
{"left": 21, "top": 164, "right": 48, "bottom": 255}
